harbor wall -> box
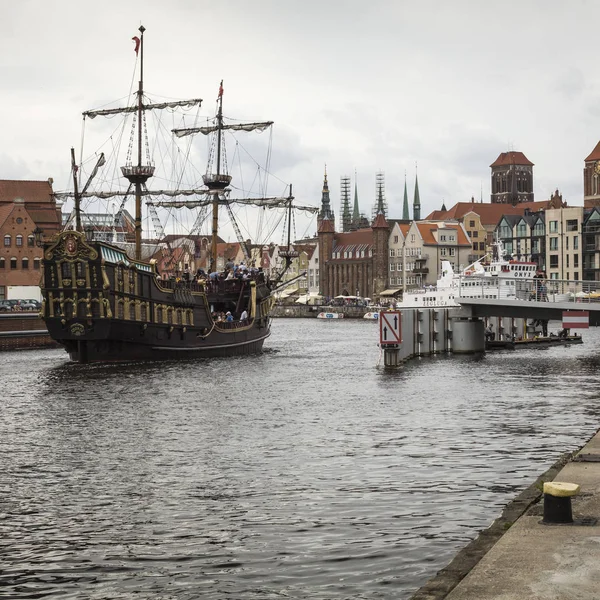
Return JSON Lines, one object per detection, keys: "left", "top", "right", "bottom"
{"left": 0, "top": 314, "right": 57, "bottom": 351}
{"left": 381, "top": 308, "right": 485, "bottom": 366}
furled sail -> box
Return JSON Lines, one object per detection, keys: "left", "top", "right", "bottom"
{"left": 83, "top": 98, "right": 203, "bottom": 119}
{"left": 173, "top": 121, "right": 273, "bottom": 137}
{"left": 147, "top": 198, "right": 320, "bottom": 213}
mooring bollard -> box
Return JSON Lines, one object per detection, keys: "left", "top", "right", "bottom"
{"left": 542, "top": 481, "right": 580, "bottom": 524}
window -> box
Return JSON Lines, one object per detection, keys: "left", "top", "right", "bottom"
{"left": 472, "top": 231, "right": 478, "bottom": 238}
{"left": 410, "top": 234, "right": 415, "bottom": 242}
{"left": 440, "top": 235, "right": 446, "bottom": 241}
{"left": 28, "top": 235, "right": 34, "bottom": 247}
{"left": 549, "top": 221, "right": 558, "bottom": 233}
{"left": 0, "top": 258, "right": 4, "bottom": 269}
{"left": 469, "top": 220, "right": 475, "bottom": 227}
{"left": 574, "top": 236, "right": 579, "bottom": 250}
{"left": 499, "top": 225, "right": 511, "bottom": 238}
{"left": 517, "top": 223, "right": 527, "bottom": 237}
{"left": 566, "top": 219, "right": 578, "bottom": 232}
{"left": 550, "top": 255, "right": 559, "bottom": 268}
{"left": 394, "top": 235, "right": 399, "bottom": 243}
{"left": 550, "top": 237, "right": 558, "bottom": 251}
{"left": 472, "top": 243, "right": 478, "bottom": 251}
{"left": 566, "top": 237, "right": 569, "bottom": 251}
{"left": 574, "top": 255, "right": 579, "bottom": 268}
{"left": 440, "top": 248, "right": 447, "bottom": 256}
{"left": 4, "top": 235, "right": 10, "bottom": 247}
{"left": 479, "top": 242, "right": 485, "bottom": 251}
{"left": 390, "top": 249, "right": 395, "bottom": 257}
{"left": 574, "top": 272, "right": 579, "bottom": 281}
{"left": 566, "top": 255, "right": 570, "bottom": 268}
{"left": 16, "top": 235, "right": 23, "bottom": 247}
{"left": 389, "top": 263, "right": 395, "bottom": 271}
{"left": 129, "top": 304, "right": 136, "bottom": 320}
{"left": 21, "top": 257, "right": 28, "bottom": 269}
{"left": 10, "top": 257, "right": 17, "bottom": 269}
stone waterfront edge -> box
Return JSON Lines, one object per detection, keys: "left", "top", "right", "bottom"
{"left": 408, "top": 432, "right": 597, "bottom": 600}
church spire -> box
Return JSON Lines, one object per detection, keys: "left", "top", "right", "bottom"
{"left": 413, "top": 165, "right": 421, "bottom": 221}
{"left": 402, "top": 172, "right": 410, "bottom": 220}
{"left": 317, "top": 164, "right": 334, "bottom": 230}
{"left": 352, "top": 170, "right": 360, "bottom": 223}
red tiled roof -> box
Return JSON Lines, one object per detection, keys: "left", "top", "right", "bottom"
{"left": 371, "top": 213, "right": 389, "bottom": 229}
{"left": 425, "top": 200, "right": 558, "bottom": 226}
{"left": 333, "top": 228, "right": 373, "bottom": 247}
{"left": 413, "top": 222, "right": 470, "bottom": 246}
{"left": 318, "top": 217, "right": 335, "bottom": 233}
{"left": 490, "top": 151, "right": 534, "bottom": 168}
{"left": 585, "top": 141, "right": 600, "bottom": 162}
{"left": 0, "top": 180, "right": 54, "bottom": 204}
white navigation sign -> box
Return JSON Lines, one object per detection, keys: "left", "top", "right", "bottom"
{"left": 379, "top": 311, "right": 401, "bottom": 344}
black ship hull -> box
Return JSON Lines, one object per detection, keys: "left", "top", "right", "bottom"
{"left": 41, "top": 232, "right": 274, "bottom": 363}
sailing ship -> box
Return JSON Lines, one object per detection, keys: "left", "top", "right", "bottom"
{"left": 39, "top": 26, "right": 316, "bottom": 363}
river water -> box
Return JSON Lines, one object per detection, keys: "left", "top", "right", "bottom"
{"left": 2, "top": 318, "right": 600, "bottom": 599}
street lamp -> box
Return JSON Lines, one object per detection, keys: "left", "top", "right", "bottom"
{"left": 33, "top": 226, "right": 44, "bottom": 248}
{"left": 84, "top": 226, "right": 95, "bottom": 242}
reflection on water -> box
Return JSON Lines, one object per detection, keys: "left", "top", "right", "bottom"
{"left": 1, "top": 320, "right": 600, "bottom": 599}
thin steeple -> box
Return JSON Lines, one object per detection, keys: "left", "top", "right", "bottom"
{"left": 352, "top": 170, "right": 360, "bottom": 222}
{"left": 319, "top": 164, "right": 333, "bottom": 220}
{"left": 317, "top": 164, "right": 334, "bottom": 232}
{"left": 402, "top": 171, "right": 410, "bottom": 220}
{"left": 413, "top": 164, "right": 421, "bottom": 221}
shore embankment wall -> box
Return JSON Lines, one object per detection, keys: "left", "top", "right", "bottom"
{"left": 0, "top": 314, "right": 57, "bottom": 351}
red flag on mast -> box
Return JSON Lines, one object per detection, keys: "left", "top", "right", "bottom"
{"left": 132, "top": 36, "right": 140, "bottom": 56}
{"left": 218, "top": 81, "right": 223, "bottom": 99}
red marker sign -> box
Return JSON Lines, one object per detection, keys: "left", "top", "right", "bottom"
{"left": 562, "top": 311, "right": 589, "bottom": 329}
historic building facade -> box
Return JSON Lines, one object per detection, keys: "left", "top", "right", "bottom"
{"left": 0, "top": 179, "right": 62, "bottom": 300}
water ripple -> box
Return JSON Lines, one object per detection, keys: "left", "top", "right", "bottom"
{"left": 1, "top": 320, "right": 599, "bottom": 598}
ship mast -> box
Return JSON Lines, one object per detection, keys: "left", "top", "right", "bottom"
{"left": 121, "top": 25, "right": 155, "bottom": 261}
{"left": 71, "top": 147, "right": 82, "bottom": 232}
{"left": 203, "top": 81, "right": 231, "bottom": 273}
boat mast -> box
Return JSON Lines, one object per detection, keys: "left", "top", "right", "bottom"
{"left": 135, "top": 26, "right": 144, "bottom": 259}
{"left": 202, "top": 80, "right": 232, "bottom": 273}
{"left": 70, "top": 147, "right": 82, "bottom": 232}
{"left": 121, "top": 24, "right": 154, "bottom": 261}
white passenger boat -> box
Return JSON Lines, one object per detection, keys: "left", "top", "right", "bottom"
{"left": 397, "top": 239, "right": 538, "bottom": 308}
{"left": 317, "top": 312, "right": 344, "bottom": 319}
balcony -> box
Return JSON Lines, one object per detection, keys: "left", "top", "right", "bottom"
{"left": 413, "top": 267, "right": 429, "bottom": 274}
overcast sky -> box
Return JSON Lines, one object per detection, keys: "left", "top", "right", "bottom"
{"left": 2, "top": 0, "right": 599, "bottom": 241}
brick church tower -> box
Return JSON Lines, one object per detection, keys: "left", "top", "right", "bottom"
{"left": 584, "top": 141, "right": 600, "bottom": 208}
{"left": 490, "top": 151, "right": 534, "bottom": 204}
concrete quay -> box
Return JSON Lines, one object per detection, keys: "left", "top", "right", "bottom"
{"left": 412, "top": 429, "right": 600, "bottom": 600}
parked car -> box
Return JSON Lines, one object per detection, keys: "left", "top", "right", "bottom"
{"left": 0, "top": 299, "right": 19, "bottom": 311}
{"left": 18, "top": 300, "right": 40, "bottom": 310}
